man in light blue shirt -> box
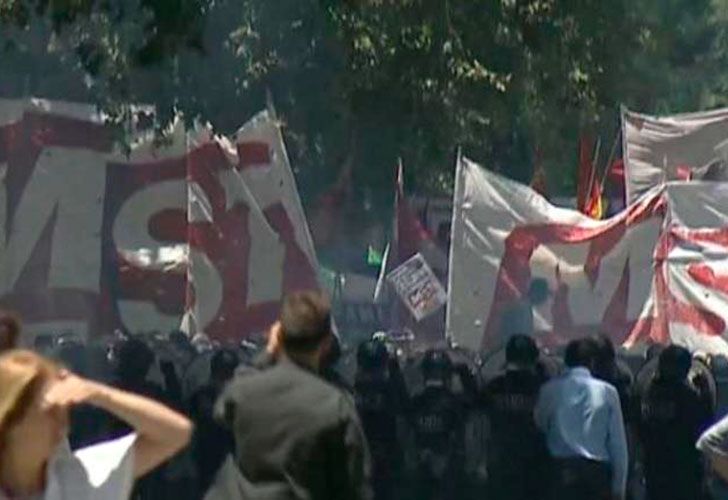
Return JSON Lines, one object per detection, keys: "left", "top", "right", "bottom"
{"left": 535, "top": 338, "right": 628, "bottom": 500}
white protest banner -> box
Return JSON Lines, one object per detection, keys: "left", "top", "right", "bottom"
{"left": 622, "top": 106, "right": 728, "bottom": 204}
{"left": 448, "top": 155, "right": 728, "bottom": 356}
{"left": 0, "top": 98, "right": 319, "bottom": 342}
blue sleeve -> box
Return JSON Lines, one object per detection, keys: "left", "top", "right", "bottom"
{"left": 606, "top": 387, "right": 629, "bottom": 496}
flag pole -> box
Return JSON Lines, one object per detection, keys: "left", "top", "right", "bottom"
{"left": 389, "top": 158, "right": 405, "bottom": 331}
{"left": 265, "top": 87, "right": 278, "bottom": 121}
{"left": 587, "top": 136, "right": 602, "bottom": 200}
{"left": 599, "top": 127, "right": 622, "bottom": 190}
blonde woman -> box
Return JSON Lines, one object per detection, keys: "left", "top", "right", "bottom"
{"left": 0, "top": 350, "right": 192, "bottom": 499}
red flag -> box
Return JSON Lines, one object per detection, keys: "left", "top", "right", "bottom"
{"left": 396, "top": 161, "right": 431, "bottom": 263}
{"left": 608, "top": 159, "right": 625, "bottom": 187}
{"left": 576, "top": 135, "right": 595, "bottom": 213}
{"left": 575, "top": 135, "right": 604, "bottom": 219}
{"left": 394, "top": 161, "right": 446, "bottom": 269}
{"left": 309, "top": 159, "right": 353, "bottom": 248}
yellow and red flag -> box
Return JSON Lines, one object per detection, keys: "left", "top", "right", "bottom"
{"left": 576, "top": 135, "right": 604, "bottom": 219}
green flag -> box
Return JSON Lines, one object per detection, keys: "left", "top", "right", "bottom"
{"left": 367, "top": 245, "right": 383, "bottom": 267}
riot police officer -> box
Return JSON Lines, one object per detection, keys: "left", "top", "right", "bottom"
{"left": 637, "top": 345, "right": 714, "bottom": 500}
{"left": 407, "top": 349, "right": 471, "bottom": 500}
{"left": 482, "top": 334, "right": 548, "bottom": 500}
{"left": 354, "top": 337, "right": 408, "bottom": 500}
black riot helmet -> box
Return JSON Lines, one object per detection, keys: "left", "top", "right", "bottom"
{"left": 210, "top": 348, "right": 240, "bottom": 383}
{"left": 357, "top": 338, "right": 389, "bottom": 372}
{"left": 421, "top": 349, "right": 453, "bottom": 384}
{"left": 657, "top": 345, "right": 692, "bottom": 384}
{"left": 505, "top": 335, "right": 539, "bottom": 368}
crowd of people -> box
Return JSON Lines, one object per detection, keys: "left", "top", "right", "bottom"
{"left": 3, "top": 292, "right": 728, "bottom": 499}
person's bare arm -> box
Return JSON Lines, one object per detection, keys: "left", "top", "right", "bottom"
{"left": 44, "top": 372, "right": 193, "bottom": 478}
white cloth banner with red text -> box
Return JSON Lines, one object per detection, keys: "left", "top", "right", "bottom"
{"left": 0, "top": 98, "right": 318, "bottom": 343}
{"left": 447, "top": 156, "right": 728, "bottom": 356}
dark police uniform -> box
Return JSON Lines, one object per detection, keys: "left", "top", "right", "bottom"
{"left": 408, "top": 384, "right": 467, "bottom": 500}
{"left": 482, "top": 367, "right": 548, "bottom": 500}
{"left": 638, "top": 378, "right": 713, "bottom": 500}
{"left": 189, "top": 382, "right": 234, "bottom": 495}
{"left": 354, "top": 360, "right": 408, "bottom": 500}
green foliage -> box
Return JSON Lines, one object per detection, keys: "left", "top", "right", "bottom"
{"left": 2, "top": 0, "right": 728, "bottom": 214}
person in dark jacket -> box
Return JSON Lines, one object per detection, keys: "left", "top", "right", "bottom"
{"left": 354, "top": 338, "right": 408, "bottom": 500}
{"left": 214, "top": 291, "right": 372, "bottom": 500}
{"left": 637, "top": 345, "right": 713, "bottom": 500}
{"left": 482, "top": 334, "right": 549, "bottom": 500}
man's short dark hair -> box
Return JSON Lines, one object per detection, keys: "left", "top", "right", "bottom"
{"left": 506, "top": 335, "right": 539, "bottom": 367}
{"left": 592, "top": 334, "right": 616, "bottom": 364}
{"left": 564, "top": 338, "right": 598, "bottom": 369}
{"left": 280, "top": 290, "right": 332, "bottom": 354}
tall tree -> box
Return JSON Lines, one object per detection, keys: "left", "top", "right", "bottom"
{"left": 2, "top": 0, "right": 727, "bottom": 207}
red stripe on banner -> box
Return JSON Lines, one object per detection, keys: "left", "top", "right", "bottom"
{"left": 672, "top": 227, "right": 728, "bottom": 248}
{"left": 237, "top": 141, "right": 270, "bottom": 169}
{"left": 659, "top": 268, "right": 724, "bottom": 337}
{"left": 22, "top": 112, "right": 114, "bottom": 152}
{"left": 688, "top": 264, "right": 728, "bottom": 295}
{"left": 187, "top": 142, "right": 228, "bottom": 217}
{"left": 148, "top": 209, "right": 187, "bottom": 243}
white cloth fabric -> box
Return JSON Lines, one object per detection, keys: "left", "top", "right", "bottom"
{"left": 697, "top": 413, "right": 728, "bottom": 457}
{"left": 622, "top": 106, "right": 728, "bottom": 204}
{"left": 448, "top": 156, "right": 728, "bottom": 356}
{"left": 0, "top": 434, "right": 136, "bottom": 500}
